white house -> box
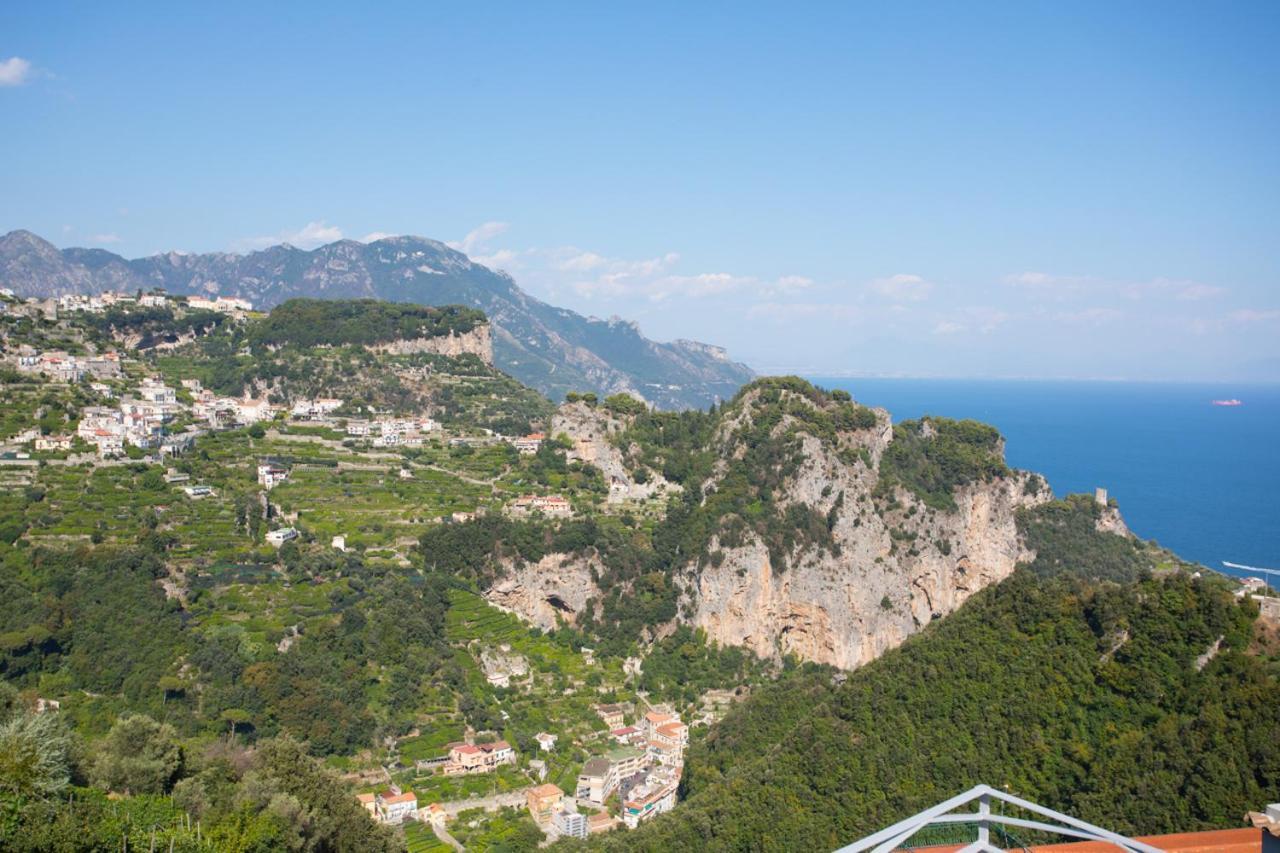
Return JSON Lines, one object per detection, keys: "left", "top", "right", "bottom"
{"left": 236, "top": 398, "right": 274, "bottom": 424}
{"left": 375, "top": 789, "right": 417, "bottom": 825}
{"left": 138, "top": 378, "right": 177, "bottom": 405}
{"left": 265, "top": 527, "right": 298, "bottom": 547}
{"left": 257, "top": 464, "right": 289, "bottom": 490}
{"left": 34, "top": 435, "right": 73, "bottom": 452}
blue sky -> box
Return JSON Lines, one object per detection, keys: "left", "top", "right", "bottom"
{"left": 3, "top": 1, "right": 1278, "bottom": 381}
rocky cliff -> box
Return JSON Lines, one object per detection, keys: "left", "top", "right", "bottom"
{"left": 551, "top": 401, "right": 680, "bottom": 504}
{"left": 485, "top": 552, "right": 603, "bottom": 631}
{"left": 677, "top": 388, "right": 1052, "bottom": 668}
{"left": 481, "top": 380, "right": 1093, "bottom": 671}
{"left": 366, "top": 324, "right": 493, "bottom": 364}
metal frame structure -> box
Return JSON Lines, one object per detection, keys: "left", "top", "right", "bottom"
{"left": 834, "top": 784, "right": 1165, "bottom": 853}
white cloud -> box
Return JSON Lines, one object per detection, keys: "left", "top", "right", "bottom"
{"left": 1173, "top": 282, "right": 1225, "bottom": 301}
{"left": 557, "top": 251, "right": 607, "bottom": 272}
{"left": 0, "top": 57, "right": 32, "bottom": 87}
{"left": 747, "top": 302, "right": 862, "bottom": 322}
{"left": 448, "top": 221, "right": 509, "bottom": 255}
{"left": 234, "top": 220, "right": 343, "bottom": 252}
{"left": 1056, "top": 307, "right": 1123, "bottom": 326}
{"left": 1005, "top": 271, "right": 1224, "bottom": 304}
{"left": 287, "top": 221, "right": 343, "bottom": 248}
{"left": 448, "top": 224, "right": 816, "bottom": 308}
{"left": 775, "top": 275, "right": 814, "bottom": 292}
{"left": 933, "top": 321, "right": 965, "bottom": 335}
{"left": 470, "top": 248, "right": 520, "bottom": 271}
{"left": 1003, "top": 271, "right": 1058, "bottom": 287}
{"left": 1229, "top": 308, "right": 1280, "bottom": 324}
{"left": 360, "top": 231, "right": 398, "bottom": 243}
{"left": 569, "top": 267, "right": 812, "bottom": 303}
{"left": 869, "top": 273, "right": 932, "bottom": 302}
{"left": 89, "top": 233, "right": 121, "bottom": 245}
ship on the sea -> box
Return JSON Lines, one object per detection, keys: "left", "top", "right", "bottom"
{"left": 1212, "top": 398, "right": 1243, "bottom": 406}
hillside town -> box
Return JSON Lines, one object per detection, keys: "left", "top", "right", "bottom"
{"left": 352, "top": 704, "right": 691, "bottom": 841}
{"left": 0, "top": 289, "right": 577, "bottom": 524}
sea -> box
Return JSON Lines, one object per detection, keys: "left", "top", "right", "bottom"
{"left": 807, "top": 377, "right": 1280, "bottom": 585}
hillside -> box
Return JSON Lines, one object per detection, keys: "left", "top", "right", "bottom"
{"left": 440, "top": 377, "right": 1067, "bottom": 668}
{"left": 571, "top": 531, "right": 1280, "bottom": 851}
{"left": 0, "top": 298, "right": 759, "bottom": 850}
{"left": 0, "top": 230, "right": 755, "bottom": 410}
{"left": 2, "top": 303, "right": 1275, "bottom": 851}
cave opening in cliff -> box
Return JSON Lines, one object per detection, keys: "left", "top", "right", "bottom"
{"left": 545, "top": 595, "right": 574, "bottom": 614}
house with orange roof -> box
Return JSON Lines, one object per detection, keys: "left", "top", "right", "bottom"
{"left": 512, "top": 432, "right": 545, "bottom": 454}
{"left": 442, "top": 740, "right": 517, "bottom": 775}
{"left": 525, "top": 783, "right": 564, "bottom": 826}
{"left": 587, "top": 812, "right": 617, "bottom": 834}
{"left": 375, "top": 788, "right": 417, "bottom": 824}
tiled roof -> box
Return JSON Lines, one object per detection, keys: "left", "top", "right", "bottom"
{"left": 913, "top": 827, "right": 1260, "bottom": 853}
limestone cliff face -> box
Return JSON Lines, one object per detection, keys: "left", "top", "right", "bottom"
{"left": 481, "top": 385, "right": 1091, "bottom": 672}
{"left": 366, "top": 323, "right": 493, "bottom": 364}
{"left": 1096, "top": 504, "right": 1131, "bottom": 537}
{"left": 687, "top": 469, "right": 1047, "bottom": 669}
{"left": 551, "top": 401, "right": 680, "bottom": 504}
{"left": 484, "top": 552, "right": 602, "bottom": 631}
{"left": 683, "top": 394, "right": 1052, "bottom": 671}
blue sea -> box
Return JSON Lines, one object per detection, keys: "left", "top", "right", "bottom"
{"left": 808, "top": 377, "right": 1280, "bottom": 583}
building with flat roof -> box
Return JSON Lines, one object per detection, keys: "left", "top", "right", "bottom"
{"left": 553, "top": 807, "right": 589, "bottom": 839}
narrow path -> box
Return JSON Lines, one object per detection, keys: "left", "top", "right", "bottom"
{"left": 432, "top": 822, "right": 464, "bottom": 852}
{"left": 420, "top": 463, "right": 506, "bottom": 488}
{"left": 435, "top": 787, "right": 530, "bottom": 817}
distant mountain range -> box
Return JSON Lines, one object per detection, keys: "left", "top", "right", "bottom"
{"left": 0, "top": 229, "right": 754, "bottom": 409}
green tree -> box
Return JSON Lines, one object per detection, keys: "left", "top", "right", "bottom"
{"left": 0, "top": 711, "right": 71, "bottom": 798}
{"left": 90, "top": 713, "right": 183, "bottom": 795}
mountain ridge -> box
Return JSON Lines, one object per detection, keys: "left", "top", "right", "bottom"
{"left": 0, "top": 229, "right": 755, "bottom": 410}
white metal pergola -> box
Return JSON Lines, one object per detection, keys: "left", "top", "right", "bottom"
{"left": 833, "top": 784, "right": 1164, "bottom": 853}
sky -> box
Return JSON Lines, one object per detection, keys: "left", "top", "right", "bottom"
{"left": 2, "top": 1, "right": 1278, "bottom": 381}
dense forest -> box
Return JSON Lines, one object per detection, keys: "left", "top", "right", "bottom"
{"left": 567, "top": 500, "right": 1280, "bottom": 851}
{"left": 248, "top": 299, "right": 486, "bottom": 348}
{"left": 84, "top": 305, "right": 231, "bottom": 348}
{"left": 0, "top": 546, "right": 456, "bottom": 753}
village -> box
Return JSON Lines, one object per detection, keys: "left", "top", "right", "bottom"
{"left": 0, "top": 289, "right": 574, "bottom": 528}
{"left": 355, "top": 700, "right": 691, "bottom": 845}
{"left": 0, "top": 288, "right": 762, "bottom": 852}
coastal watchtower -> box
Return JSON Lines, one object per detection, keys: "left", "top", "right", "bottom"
{"left": 1094, "top": 487, "right": 1108, "bottom": 507}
